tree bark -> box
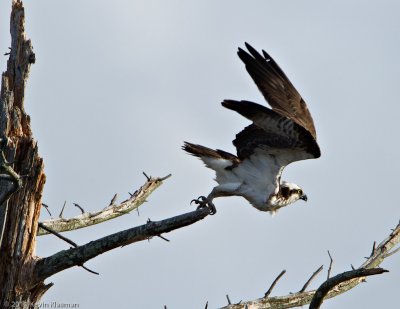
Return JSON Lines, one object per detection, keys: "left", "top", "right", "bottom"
{"left": 1, "top": 2, "right": 398, "bottom": 309}
{"left": 34, "top": 207, "right": 210, "bottom": 282}
{"left": 0, "top": 7, "right": 210, "bottom": 307}
{"left": 0, "top": 0, "right": 47, "bottom": 306}
{"left": 309, "top": 268, "right": 388, "bottom": 309}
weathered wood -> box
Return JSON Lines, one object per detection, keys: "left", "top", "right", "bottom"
{"left": 0, "top": 2, "right": 398, "bottom": 309}
{"left": 309, "top": 268, "right": 388, "bottom": 309}
{"left": 0, "top": 4, "right": 209, "bottom": 307}
{"left": 34, "top": 207, "right": 210, "bottom": 282}
{"left": 37, "top": 175, "right": 170, "bottom": 236}
{"left": 0, "top": 0, "right": 47, "bottom": 306}
{"left": 219, "top": 222, "right": 400, "bottom": 309}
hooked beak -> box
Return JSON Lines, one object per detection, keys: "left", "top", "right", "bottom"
{"left": 300, "top": 194, "right": 308, "bottom": 202}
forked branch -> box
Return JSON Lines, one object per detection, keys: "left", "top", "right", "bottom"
{"left": 220, "top": 221, "right": 400, "bottom": 309}
{"left": 37, "top": 174, "right": 171, "bottom": 235}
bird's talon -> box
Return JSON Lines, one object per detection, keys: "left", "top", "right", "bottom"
{"left": 190, "top": 196, "right": 217, "bottom": 215}
{"left": 191, "top": 196, "right": 207, "bottom": 205}
{"left": 196, "top": 204, "right": 205, "bottom": 211}
{"left": 208, "top": 203, "right": 217, "bottom": 215}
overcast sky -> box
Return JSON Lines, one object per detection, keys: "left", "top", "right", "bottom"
{"left": 1, "top": 1, "right": 400, "bottom": 308}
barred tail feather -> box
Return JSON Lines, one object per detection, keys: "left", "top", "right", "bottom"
{"left": 182, "top": 142, "right": 240, "bottom": 170}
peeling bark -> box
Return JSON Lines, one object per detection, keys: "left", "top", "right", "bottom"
{"left": 0, "top": 4, "right": 209, "bottom": 306}
{"left": 0, "top": 0, "right": 46, "bottom": 306}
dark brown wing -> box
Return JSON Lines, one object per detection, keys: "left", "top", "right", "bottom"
{"left": 222, "top": 100, "right": 320, "bottom": 162}
{"left": 237, "top": 43, "right": 317, "bottom": 139}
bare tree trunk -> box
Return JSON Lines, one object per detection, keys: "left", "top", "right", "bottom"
{"left": 0, "top": 1, "right": 48, "bottom": 306}
{"left": 0, "top": 5, "right": 209, "bottom": 306}
{"left": 0, "top": 2, "right": 397, "bottom": 309}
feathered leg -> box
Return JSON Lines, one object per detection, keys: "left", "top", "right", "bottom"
{"left": 191, "top": 184, "right": 240, "bottom": 215}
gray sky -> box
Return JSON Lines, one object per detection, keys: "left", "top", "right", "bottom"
{"left": 1, "top": 1, "right": 400, "bottom": 308}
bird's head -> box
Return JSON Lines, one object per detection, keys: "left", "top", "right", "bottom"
{"left": 265, "top": 181, "right": 308, "bottom": 214}
{"left": 279, "top": 182, "right": 308, "bottom": 205}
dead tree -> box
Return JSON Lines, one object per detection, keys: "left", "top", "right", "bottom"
{"left": 0, "top": 2, "right": 398, "bottom": 308}
{"left": 0, "top": 2, "right": 210, "bottom": 306}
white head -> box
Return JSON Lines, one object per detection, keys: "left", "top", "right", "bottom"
{"left": 279, "top": 181, "right": 307, "bottom": 203}
{"left": 267, "top": 181, "right": 307, "bottom": 214}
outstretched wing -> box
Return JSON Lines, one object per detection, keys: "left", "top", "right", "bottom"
{"left": 237, "top": 43, "right": 317, "bottom": 139}
{"left": 222, "top": 100, "right": 320, "bottom": 164}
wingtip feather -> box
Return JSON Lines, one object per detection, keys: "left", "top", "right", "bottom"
{"left": 221, "top": 99, "right": 236, "bottom": 110}
{"left": 182, "top": 141, "right": 196, "bottom": 154}
{"left": 222, "top": 100, "right": 270, "bottom": 120}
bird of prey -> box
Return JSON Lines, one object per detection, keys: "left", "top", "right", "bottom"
{"left": 183, "top": 43, "right": 320, "bottom": 215}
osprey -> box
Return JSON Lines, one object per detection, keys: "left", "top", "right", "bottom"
{"left": 183, "top": 43, "right": 320, "bottom": 215}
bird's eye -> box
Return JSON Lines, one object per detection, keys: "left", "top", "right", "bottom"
{"left": 297, "top": 189, "right": 303, "bottom": 195}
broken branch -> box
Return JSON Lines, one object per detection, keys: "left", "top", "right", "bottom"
{"left": 299, "top": 265, "right": 323, "bottom": 293}
{"left": 264, "top": 270, "right": 286, "bottom": 297}
{"left": 309, "top": 268, "right": 388, "bottom": 309}
{"left": 37, "top": 175, "right": 170, "bottom": 235}
{"left": 220, "top": 221, "right": 400, "bottom": 309}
